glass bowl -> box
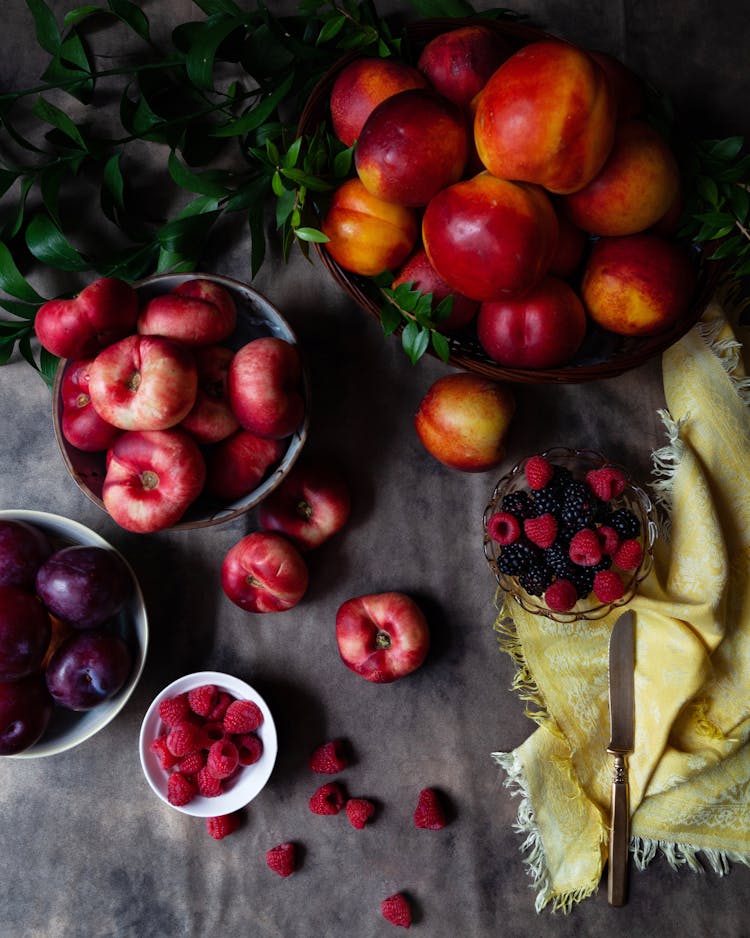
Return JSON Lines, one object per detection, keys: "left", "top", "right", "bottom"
{"left": 482, "top": 447, "right": 657, "bottom": 622}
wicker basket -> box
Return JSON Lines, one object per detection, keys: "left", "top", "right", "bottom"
{"left": 296, "top": 17, "right": 722, "bottom": 384}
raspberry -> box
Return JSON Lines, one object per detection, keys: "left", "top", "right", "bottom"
{"left": 177, "top": 750, "right": 206, "bottom": 776}
{"left": 158, "top": 693, "right": 191, "bottom": 728}
{"left": 187, "top": 684, "right": 218, "bottom": 718}
{"left": 486, "top": 511, "right": 521, "bottom": 546}
{"left": 586, "top": 466, "right": 627, "bottom": 501}
{"left": 223, "top": 699, "right": 263, "bottom": 734}
{"left": 150, "top": 736, "right": 179, "bottom": 771}
{"left": 593, "top": 569, "right": 625, "bottom": 603}
{"left": 544, "top": 579, "right": 578, "bottom": 613}
{"left": 309, "top": 782, "right": 345, "bottom": 816}
{"left": 237, "top": 732, "right": 263, "bottom": 766}
{"left": 596, "top": 525, "right": 621, "bottom": 556}
{"left": 525, "top": 455, "right": 554, "bottom": 490}
{"left": 207, "top": 691, "right": 233, "bottom": 721}
{"left": 197, "top": 765, "right": 223, "bottom": 798}
{"left": 346, "top": 798, "right": 375, "bottom": 829}
{"left": 202, "top": 721, "right": 226, "bottom": 745}
{"left": 569, "top": 528, "right": 602, "bottom": 567}
{"left": 167, "top": 770, "right": 196, "bottom": 807}
{"left": 381, "top": 893, "right": 412, "bottom": 929}
{"left": 309, "top": 739, "right": 348, "bottom": 774}
{"left": 266, "top": 842, "right": 297, "bottom": 877}
{"left": 206, "top": 812, "right": 242, "bottom": 840}
{"left": 207, "top": 739, "right": 240, "bottom": 779}
{"left": 166, "top": 720, "right": 206, "bottom": 757}
{"left": 523, "top": 513, "right": 558, "bottom": 549}
{"left": 613, "top": 538, "right": 643, "bottom": 570}
{"left": 414, "top": 787, "right": 446, "bottom": 830}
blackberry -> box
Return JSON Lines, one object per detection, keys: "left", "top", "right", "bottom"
{"left": 544, "top": 542, "right": 576, "bottom": 578}
{"left": 500, "top": 490, "right": 534, "bottom": 520}
{"left": 568, "top": 566, "right": 595, "bottom": 599}
{"left": 591, "top": 554, "right": 612, "bottom": 573}
{"left": 605, "top": 508, "right": 641, "bottom": 540}
{"left": 519, "top": 561, "right": 555, "bottom": 597}
{"left": 550, "top": 464, "right": 574, "bottom": 494}
{"left": 496, "top": 542, "right": 539, "bottom": 576}
{"left": 559, "top": 482, "right": 603, "bottom": 535}
{"left": 531, "top": 484, "right": 563, "bottom": 517}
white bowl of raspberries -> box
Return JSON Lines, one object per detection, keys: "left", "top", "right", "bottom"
{"left": 483, "top": 447, "right": 657, "bottom": 622}
{"left": 139, "top": 671, "right": 278, "bottom": 817}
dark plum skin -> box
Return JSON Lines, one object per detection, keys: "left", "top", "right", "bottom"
{"left": 0, "top": 673, "right": 54, "bottom": 754}
{"left": 35, "top": 546, "right": 130, "bottom": 629}
{"left": 0, "top": 520, "right": 52, "bottom": 590}
{"left": 0, "top": 586, "right": 52, "bottom": 681}
{"left": 45, "top": 630, "right": 132, "bottom": 711}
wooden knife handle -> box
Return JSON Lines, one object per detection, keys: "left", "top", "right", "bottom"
{"left": 608, "top": 754, "right": 630, "bottom": 907}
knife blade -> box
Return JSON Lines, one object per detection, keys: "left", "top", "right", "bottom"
{"left": 606, "top": 609, "right": 635, "bottom": 907}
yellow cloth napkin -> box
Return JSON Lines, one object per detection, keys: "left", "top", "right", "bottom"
{"left": 492, "top": 293, "right": 750, "bottom": 912}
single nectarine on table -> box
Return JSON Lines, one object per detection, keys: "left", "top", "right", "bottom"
{"left": 474, "top": 40, "right": 616, "bottom": 194}
{"left": 392, "top": 249, "right": 479, "bottom": 332}
{"left": 422, "top": 173, "right": 559, "bottom": 301}
{"left": 329, "top": 56, "right": 428, "bottom": 147}
{"left": 563, "top": 119, "right": 681, "bottom": 236}
{"left": 322, "top": 178, "right": 417, "bottom": 277}
{"left": 416, "top": 25, "right": 512, "bottom": 108}
{"left": 580, "top": 233, "right": 696, "bottom": 337}
{"left": 414, "top": 372, "right": 515, "bottom": 472}
{"left": 355, "top": 88, "right": 469, "bottom": 207}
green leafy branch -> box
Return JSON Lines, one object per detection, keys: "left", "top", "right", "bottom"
{"left": 379, "top": 279, "right": 454, "bottom": 364}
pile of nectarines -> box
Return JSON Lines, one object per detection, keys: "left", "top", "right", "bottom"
{"left": 320, "top": 24, "right": 697, "bottom": 370}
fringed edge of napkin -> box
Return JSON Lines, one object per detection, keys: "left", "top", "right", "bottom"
{"left": 632, "top": 835, "right": 750, "bottom": 876}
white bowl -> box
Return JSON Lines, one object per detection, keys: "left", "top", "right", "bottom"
{"left": 52, "top": 272, "right": 310, "bottom": 530}
{"left": 138, "top": 670, "right": 278, "bottom": 817}
{"left": 0, "top": 509, "right": 148, "bottom": 758}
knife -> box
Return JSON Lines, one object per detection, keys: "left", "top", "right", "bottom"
{"left": 606, "top": 608, "right": 635, "bottom": 907}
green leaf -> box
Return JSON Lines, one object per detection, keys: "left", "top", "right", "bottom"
{"left": 223, "top": 174, "right": 268, "bottom": 213}
{"left": 212, "top": 72, "right": 294, "bottom": 137}
{"left": 0, "top": 298, "right": 42, "bottom": 320}
{"left": 696, "top": 175, "right": 719, "bottom": 207}
{"left": 401, "top": 320, "right": 429, "bottom": 364}
{"left": 407, "top": 0, "right": 476, "bottom": 17}
{"left": 380, "top": 302, "right": 402, "bottom": 336}
{"left": 316, "top": 14, "right": 346, "bottom": 44}
{"left": 167, "top": 151, "right": 232, "bottom": 197}
{"left": 108, "top": 0, "right": 151, "bottom": 41}
{"left": 58, "top": 31, "right": 92, "bottom": 74}
{"left": 186, "top": 14, "right": 244, "bottom": 91}
{"left": 0, "top": 242, "right": 45, "bottom": 302}
{"left": 25, "top": 214, "right": 89, "bottom": 271}
{"left": 63, "top": 6, "right": 102, "bottom": 29}
{"left": 280, "top": 167, "right": 333, "bottom": 192}
{"left": 708, "top": 233, "right": 744, "bottom": 260}
{"left": 332, "top": 145, "right": 354, "bottom": 177}
{"left": 430, "top": 328, "right": 451, "bottom": 363}
{"left": 2, "top": 176, "right": 34, "bottom": 240}
{"left": 282, "top": 136, "right": 303, "bottom": 169}
{"left": 275, "top": 186, "right": 296, "bottom": 230}
{"left": 102, "top": 152, "right": 125, "bottom": 211}
{"left": 32, "top": 97, "right": 87, "bottom": 149}
{"left": 39, "top": 347, "right": 59, "bottom": 386}
{"left": 26, "top": 0, "right": 61, "bottom": 55}
{"left": 727, "top": 183, "right": 750, "bottom": 224}
{"left": 271, "top": 170, "right": 285, "bottom": 197}
{"left": 706, "top": 136, "right": 745, "bottom": 162}
{"left": 294, "top": 227, "right": 328, "bottom": 243}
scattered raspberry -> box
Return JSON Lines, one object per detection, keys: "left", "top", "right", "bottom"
{"left": 544, "top": 578, "right": 578, "bottom": 613}
{"left": 596, "top": 525, "right": 621, "bottom": 556}
{"left": 593, "top": 569, "right": 625, "bottom": 603}
{"left": 207, "top": 691, "right": 233, "bottom": 721}
{"left": 569, "top": 528, "right": 602, "bottom": 567}
{"left": 158, "top": 692, "right": 191, "bottom": 727}
{"left": 523, "top": 513, "right": 558, "bottom": 549}
{"left": 177, "top": 750, "right": 206, "bottom": 776}
{"left": 266, "top": 842, "right": 297, "bottom": 877}
{"left": 346, "top": 798, "right": 375, "bottom": 829}
{"left": 197, "top": 765, "right": 223, "bottom": 798}
{"left": 188, "top": 683, "right": 218, "bottom": 718}
{"left": 206, "top": 812, "right": 242, "bottom": 840}
{"left": 166, "top": 720, "right": 206, "bottom": 757}
{"left": 207, "top": 738, "right": 240, "bottom": 779}
{"left": 309, "top": 739, "right": 348, "bottom": 774}
{"left": 223, "top": 699, "right": 264, "bottom": 734}
{"left": 586, "top": 466, "right": 627, "bottom": 501}
{"left": 237, "top": 732, "right": 263, "bottom": 766}
{"left": 167, "top": 770, "right": 196, "bottom": 807}
{"left": 150, "top": 735, "right": 179, "bottom": 770}
{"left": 309, "top": 782, "right": 345, "bottom": 816}
{"left": 381, "top": 893, "right": 412, "bottom": 929}
{"left": 486, "top": 511, "right": 521, "bottom": 546}
{"left": 525, "top": 455, "right": 554, "bottom": 490}
{"left": 414, "top": 787, "right": 446, "bottom": 830}
{"left": 613, "top": 538, "right": 643, "bottom": 571}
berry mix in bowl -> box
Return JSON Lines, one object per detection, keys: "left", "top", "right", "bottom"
{"left": 49, "top": 272, "right": 310, "bottom": 534}
{"left": 139, "top": 671, "right": 278, "bottom": 817}
{"left": 0, "top": 509, "right": 148, "bottom": 758}
{"left": 483, "top": 448, "right": 657, "bottom": 622}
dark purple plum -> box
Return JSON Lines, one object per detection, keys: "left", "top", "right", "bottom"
{"left": 0, "top": 585, "right": 52, "bottom": 681}
{"left": 0, "top": 673, "right": 54, "bottom": 754}
{"left": 0, "top": 520, "right": 52, "bottom": 590}
{"left": 35, "top": 546, "right": 130, "bottom": 629}
{"left": 45, "top": 630, "right": 132, "bottom": 711}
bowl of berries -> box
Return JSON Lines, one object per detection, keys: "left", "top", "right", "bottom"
{"left": 138, "top": 670, "right": 278, "bottom": 817}
{"left": 483, "top": 448, "right": 657, "bottom": 622}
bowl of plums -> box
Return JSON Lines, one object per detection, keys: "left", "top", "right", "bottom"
{"left": 483, "top": 447, "right": 658, "bottom": 622}
{"left": 0, "top": 509, "right": 148, "bottom": 757}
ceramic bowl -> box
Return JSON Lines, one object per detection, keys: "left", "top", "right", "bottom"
{"left": 52, "top": 272, "right": 310, "bottom": 530}
{"left": 482, "top": 447, "right": 658, "bottom": 622}
{"left": 0, "top": 508, "right": 148, "bottom": 758}
{"left": 138, "top": 670, "right": 278, "bottom": 817}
